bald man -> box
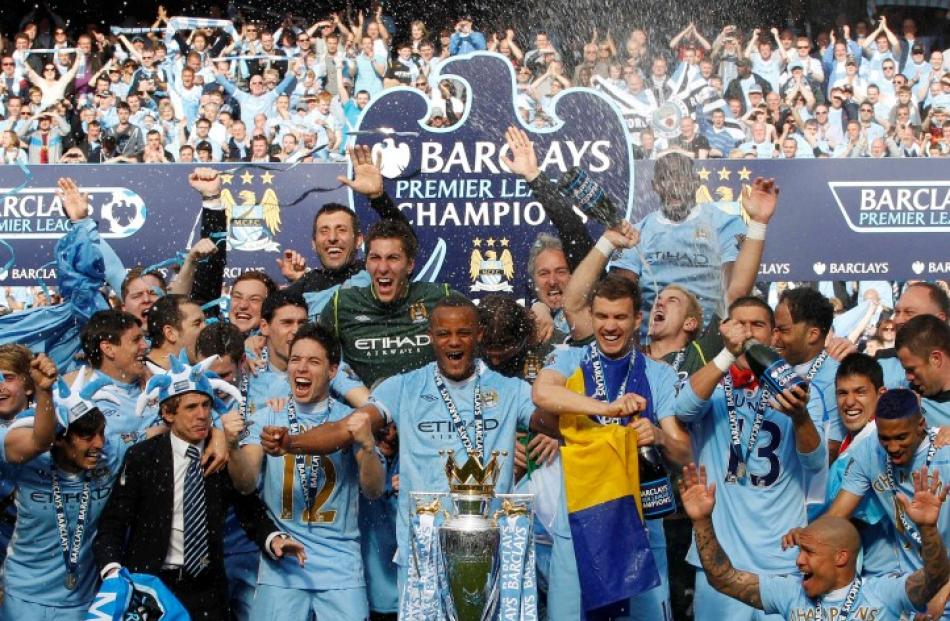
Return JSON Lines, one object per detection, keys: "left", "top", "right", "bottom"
{"left": 680, "top": 462, "right": 949, "bottom": 620}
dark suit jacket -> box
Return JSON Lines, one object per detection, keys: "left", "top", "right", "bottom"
{"left": 93, "top": 433, "right": 278, "bottom": 581}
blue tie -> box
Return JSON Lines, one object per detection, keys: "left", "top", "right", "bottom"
{"left": 183, "top": 445, "right": 209, "bottom": 577}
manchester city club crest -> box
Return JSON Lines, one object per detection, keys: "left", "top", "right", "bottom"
{"left": 221, "top": 171, "right": 282, "bottom": 253}
{"left": 408, "top": 301, "right": 428, "bottom": 323}
{"left": 469, "top": 238, "right": 514, "bottom": 293}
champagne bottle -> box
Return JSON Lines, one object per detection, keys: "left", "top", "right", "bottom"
{"left": 638, "top": 444, "right": 676, "bottom": 519}
{"left": 557, "top": 167, "right": 624, "bottom": 227}
{"left": 742, "top": 339, "right": 806, "bottom": 395}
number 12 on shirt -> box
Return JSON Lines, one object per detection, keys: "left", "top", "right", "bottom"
{"left": 281, "top": 455, "right": 337, "bottom": 523}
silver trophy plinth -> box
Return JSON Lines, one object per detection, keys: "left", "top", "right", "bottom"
{"left": 438, "top": 450, "right": 504, "bottom": 621}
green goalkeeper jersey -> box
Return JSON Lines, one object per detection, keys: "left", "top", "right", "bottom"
{"left": 318, "top": 281, "right": 455, "bottom": 388}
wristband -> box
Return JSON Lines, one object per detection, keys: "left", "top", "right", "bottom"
{"left": 202, "top": 197, "right": 223, "bottom": 210}
{"left": 712, "top": 348, "right": 737, "bottom": 373}
{"left": 746, "top": 221, "right": 767, "bottom": 240}
{"left": 594, "top": 235, "right": 617, "bottom": 258}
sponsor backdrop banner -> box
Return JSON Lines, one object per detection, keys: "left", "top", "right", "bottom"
{"left": 0, "top": 53, "right": 947, "bottom": 289}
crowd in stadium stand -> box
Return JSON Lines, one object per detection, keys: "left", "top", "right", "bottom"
{"left": 0, "top": 4, "right": 949, "bottom": 621}
{"left": 0, "top": 5, "right": 948, "bottom": 166}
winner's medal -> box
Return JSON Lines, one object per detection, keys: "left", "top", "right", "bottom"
{"left": 65, "top": 572, "right": 78, "bottom": 590}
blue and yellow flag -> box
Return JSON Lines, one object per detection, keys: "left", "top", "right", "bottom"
{"left": 561, "top": 367, "right": 660, "bottom": 613}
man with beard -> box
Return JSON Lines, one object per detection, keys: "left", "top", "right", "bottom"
{"left": 609, "top": 153, "right": 747, "bottom": 333}
{"left": 277, "top": 146, "right": 409, "bottom": 318}
{"left": 894, "top": 315, "right": 950, "bottom": 427}
{"left": 567, "top": 177, "right": 778, "bottom": 384}
{"left": 533, "top": 274, "right": 691, "bottom": 620}
{"left": 258, "top": 295, "right": 554, "bottom": 601}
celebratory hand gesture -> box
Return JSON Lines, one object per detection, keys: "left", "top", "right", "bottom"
{"left": 261, "top": 425, "right": 290, "bottom": 456}
{"left": 336, "top": 145, "right": 383, "bottom": 198}
{"left": 719, "top": 318, "right": 751, "bottom": 357}
{"left": 29, "top": 354, "right": 58, "bottom": 392}
{"left": 603, "top": 393, "right": 648, "bottom": 418}
{"left": 221, "top": 411, "right": 246, "bottom": 448}
{"left": 57, "top": 178, "right": 89, "bottom": 222}
{"left": 346, "top": 410, "right": 375, "bottom": 451}
{"left": 679, "top": 463, "right": 717, "bottom": 521}
{"left": 276, "top": 249, "right": 307, "bottom": 282}
{"left": 741, "top": 177, "right": 779, "bottom": 224}
{"left": 897, "top": 467, "right": 948, "bottom": 528}
{"left": 501, "top": 126, "right": 540, "bottom": 181}
{"left": 603, "top": 220, "right": 639, "bottom": 249}
{"left": 188, "top": 167, "right": 222, "bottom": 198}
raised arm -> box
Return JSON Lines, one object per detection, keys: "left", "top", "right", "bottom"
{"left": 745, "top": 28, "right": 761, "bottom": 58}
{"left": 670, "top": 24, "right": 692, "bottom": 50}
{"left": 900, "top": 467, "right": 950, "bottom": 610}
{"left": 1, "top": 354, "right": 58, "bottom": 464}
{"left": 726, "top": 177, "right": 778, "bottom": 305}
{"left": 681, "top": 463, "right": 764, "bottom": 609}
{"left": 562, "top": 226, "right": 638, "bottom": 341}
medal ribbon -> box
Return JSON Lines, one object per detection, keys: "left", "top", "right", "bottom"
{"left": 885, "top": 427, "right": 938, "bottom": 547}
{"left": 52, "top": 470, "right": 91, "bottom": 587}
{"left": 590, "top": 346, "right": 634, "bottom": 426}
{"left": 286, "top": 398, "right": 329, "bottom": 513}
{"left": 724, "top": 351, "right": 827, "bottom": 482}
{"left": 433, "top": 369, "right": 483, "bottom": 459}
{"left": 814, "top": 576, "right": 862, "bottom": 621}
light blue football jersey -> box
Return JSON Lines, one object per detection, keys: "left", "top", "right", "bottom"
{"left": 0, "top": 434, "right": 128, "bottom": 608}
{"left": 609, "top": 202, "right": 745, "bottom": 329}
{"left": 920, "top": 397, "right": 950, "bottom": 427}
{"left": 759, "top": 574, "right": 919, "bottom": 621}
{"left": 676, "top": 381, "right": 827, "bottom": 573}
{"left": 90, "top": 370, "right": 158, "bottom": 446}
{"left": 840, "top": 432, "right": 950, "bottom": 574}
{"left": 370, "top": 361, "right": 533, "bottom": 567}
{"left": 243, "top": 398, "right": 365, "bottom": 590}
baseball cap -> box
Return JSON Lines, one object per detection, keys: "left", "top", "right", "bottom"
{"left": 788, "top": 61, "right": 804, "bottom": 71}
{"left": 748, "top": 83, "right": 763, "bottom": 94}
{"left": 736, "top": 58, "right": 752, "bottom": 68}
{"left": 911, "top": 44, "right": 924, "bottom": 54}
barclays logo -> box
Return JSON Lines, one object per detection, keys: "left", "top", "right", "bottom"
{"left": 828, "top": 181, "right": 950, "bottom": 233}
{"left": 0, "top": 186, "right": 147, "bottom": 239}
{"left": 372, "top": 138, "right": 411, "bottom": 179}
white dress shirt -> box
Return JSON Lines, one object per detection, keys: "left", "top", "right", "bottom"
{"left": 164, "top": 432, "right": 205, "bottom": 568}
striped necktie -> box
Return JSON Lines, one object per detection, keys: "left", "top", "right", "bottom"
{"left": 183, "top": 445, "right": 209, "bottom": 577}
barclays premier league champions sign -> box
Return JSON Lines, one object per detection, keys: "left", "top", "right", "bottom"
{"left": 352, "top": 52, "right": 633, "bottom": 297}
{"left": 0, "top": 52, "right": 949, "bottom": 287}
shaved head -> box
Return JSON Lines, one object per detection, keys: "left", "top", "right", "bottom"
{"left": 803, "top": 516, "right": 861, "bottom": 557}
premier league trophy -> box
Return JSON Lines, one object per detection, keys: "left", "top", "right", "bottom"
{"left": 404, "top": 451, "right": 537, "bottom": 621}
{"left": 439, "top": 450, "right": 503, "bottom": 621}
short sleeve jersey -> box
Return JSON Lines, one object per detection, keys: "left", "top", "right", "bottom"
{"left": 317, "top": 282, "right": 454, "bottom": 388}
{"left": 242, "top": 398, "right": 364, "bottom": 590}
{"left": 840, "top": 433, "right": 950, "bottom": 574}
{"left": 370, "top": 361, "right": 533, "bottom": 567}
{"left": 609, "top": 202, "right": 745, "bottom": 330}
{"left": 676, "top": 380, "right": 828, "bottom": 573}
{"left": 0, "top": 436, "right": 128, "bottom": 607}
{"left": 759, "top": 574, "right": 919, "bottom": 621}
